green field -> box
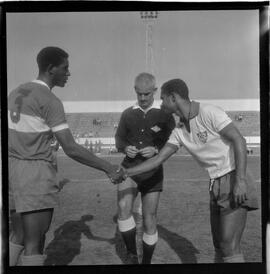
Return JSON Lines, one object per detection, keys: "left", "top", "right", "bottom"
{"left": 44, "top": 154, "right": 262, "bottom": 265}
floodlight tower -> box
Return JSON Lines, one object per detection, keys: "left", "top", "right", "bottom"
{"left": 140, "top": 11, "right": 158, "bottom": 74}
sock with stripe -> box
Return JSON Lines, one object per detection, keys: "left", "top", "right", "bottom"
{"left": 21, "top": 254, "right": 46, "bottom": 266}
{"left": 223, "top": 253, "right": 245, "bottom": 263}
{"left": 118, "top": 216, "right": 137, "bottom": 255}
{"left": 142, "top": 231, "right": 158, "bottom": 264}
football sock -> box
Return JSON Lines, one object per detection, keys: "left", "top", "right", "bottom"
{"left": 9, "top": 241, "right": 24, "bottom": 266}
{"left": 142, "top": 231, "right": 158, "bottom": 264}
{"left": 223, "top": 253, "right": 245, "bottom": 263}
{"left": 118, "top": 216, "right": 137, "bottom": 255}
{"left": 214, "top": 248, "right": 223, "bottom": 263}
{"left": 21, "top": 254, "right": 46, "bottom": 266}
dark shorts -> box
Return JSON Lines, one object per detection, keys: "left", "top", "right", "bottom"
{"left": 122, "top": 157, "right": 163, "bottom": 194}
{"left": 9, "top": 157, "right": 59, "bottom": 213}
{"left": 136, "top": 166, "right": 163, "bottom": 194}
{"left": 209, "top": 169, "right": 259, "bottom": 215}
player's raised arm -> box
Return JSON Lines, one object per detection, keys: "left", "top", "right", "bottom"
{"left": 125, "top": 143, "right": 178, "bottom": 177}
{"left": 54, "top": 128, "right": 123, "bottom": 184}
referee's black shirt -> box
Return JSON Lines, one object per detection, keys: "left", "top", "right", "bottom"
{"left": 115, "top": 102, "right": 175, "bottom": 169}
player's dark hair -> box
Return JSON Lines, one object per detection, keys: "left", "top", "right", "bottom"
{"left": 161, "top": 79, "right": 189, "bottom": 100}
{"left": 37, "top": 47, "right": 69, "bottom": 72}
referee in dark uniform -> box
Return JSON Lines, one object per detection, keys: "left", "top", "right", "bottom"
{"left": 115, "top": 73, "right": 175, "bottom": 264}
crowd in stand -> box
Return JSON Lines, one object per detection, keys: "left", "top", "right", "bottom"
{"left": 83, "top": 139, "right": 102, "bottom": 153}
{"left": 67, "top": 112, "right": 259, "bottom": 155}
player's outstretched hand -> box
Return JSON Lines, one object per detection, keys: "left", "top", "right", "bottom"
{"left": 107, "top": 165, "right": 127, "bottom": 184}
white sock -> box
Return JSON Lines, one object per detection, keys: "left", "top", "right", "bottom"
{"left": 21, "top": 254, "right": 46, "bottom": 266}
{"left": 9, "top": 241, "right": 24, "bottom": 266}
{"left": 142, "top": 231, "right": 158, "bottom": 245}
{"left": 223, "top": 253, "right": 245, "bottom": 263}
{"left": 118, "top": 216, "right": 136, "bottom": 232}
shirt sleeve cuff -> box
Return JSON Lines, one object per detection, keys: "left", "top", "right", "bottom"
{"left": 51, "top": 123, "right": 69, "bottom": 132}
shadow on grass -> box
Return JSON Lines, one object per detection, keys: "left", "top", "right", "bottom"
{"left": 157, "top": 224, "right": 199, "bottom": 264}
{"left": 44, "top": 213, "right": 199, "bottom": 265}
{"left": 44, "top": 214, "right": 114, "bottom": 265}
{"left": 111, "top": 213, "right": 199, "bottom": 264}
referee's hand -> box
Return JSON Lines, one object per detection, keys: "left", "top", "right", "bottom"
{"left": 139, "top": 146, "right": 157, "bottom": 158}
{"left": 125, "top": 146, "right": 139, "bottom": 158}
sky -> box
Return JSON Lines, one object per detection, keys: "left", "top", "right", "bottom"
{"left": 6, "top": 9, "right": 260, "bottom": 109}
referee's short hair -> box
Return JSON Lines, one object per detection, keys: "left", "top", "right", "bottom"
{"left": 161, "top": 79, "right": 189, "bottom": 100}
{"left": 37, "top": 47, "right": 69, "bottom": 72}
{"left": 134, "top": 72, "right": 156, "bottom": 89}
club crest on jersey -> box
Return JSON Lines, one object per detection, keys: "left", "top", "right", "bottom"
{"left": 197, "top": 131, "right": 208, "bottom": 143}
{"left": 151, "top": 125, "right": 161, "bottom": 133}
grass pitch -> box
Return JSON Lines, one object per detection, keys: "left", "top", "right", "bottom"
{"left": 44, "top": 154, "right": 262, "bottom": 265}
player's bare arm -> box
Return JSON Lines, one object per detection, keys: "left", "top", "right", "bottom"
{"left": 126, "top": 143, "right": 178, "bottom": 177}
{"left": 219, "top": 122, "right": 248, "bottom": 204}
{"left": 54, "top": 128, "right": 123, "bottom": 184}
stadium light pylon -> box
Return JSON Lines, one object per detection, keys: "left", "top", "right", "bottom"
{"left": 140, "top": 11, "right": 158, "bottom": 74}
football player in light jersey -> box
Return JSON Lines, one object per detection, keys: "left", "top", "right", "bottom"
{"left": 122, "top": 78, "right": 259, "bottom": 263}
{"left": 8, "top": 47, "right": 124, "bottom": 266}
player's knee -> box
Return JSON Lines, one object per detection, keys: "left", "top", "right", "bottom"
{"left": 118, "top": 212, "right": 132, "bottom": 221}
{"left": 118, "top": 199, "right": 132, "bottom": 214}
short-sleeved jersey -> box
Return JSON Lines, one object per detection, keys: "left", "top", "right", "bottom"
{"left": 8, "top": 80, "right": 69, "bottom": 161}
{"left": 167, "top": 103, "right": 233, "bottom": 179}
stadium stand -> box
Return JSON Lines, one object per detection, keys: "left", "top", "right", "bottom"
{"left": 227, "top": 111, "right": 260, "bottom": 136}
{"left": 66, "top": 113, "right": 121, "bottom": 138}
{"left": 66, "top": 111, "right": 260, "bottom": 137}
{"left": 64, "top": 111, "right": 260, "bottom": 155}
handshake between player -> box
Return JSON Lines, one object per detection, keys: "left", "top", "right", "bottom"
{"left": 109, "top": 166, "right": 128, "bottom": 184}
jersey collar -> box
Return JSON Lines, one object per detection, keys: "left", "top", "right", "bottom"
{"left": 32, "top": 79, "right": 50, "bottom": 90}
{"left": 132, "top": 100, "right": 161, "bottom": 114}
